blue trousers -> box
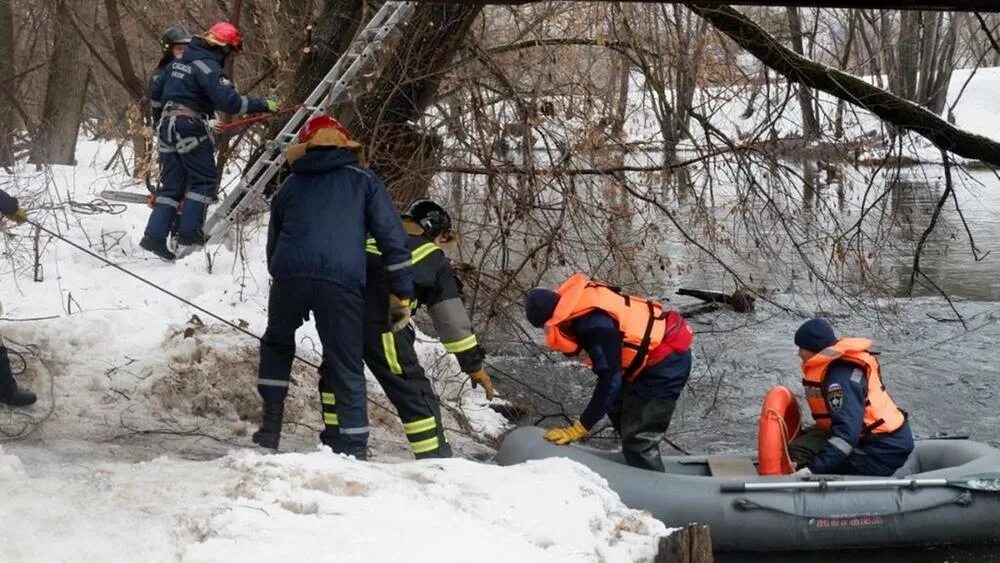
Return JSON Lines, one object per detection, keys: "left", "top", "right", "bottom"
{"left": 144, "top": 117, "right": 217, "bottom": 244}
{"left": 257, "top": 278, "right": 369, "bottom": 459}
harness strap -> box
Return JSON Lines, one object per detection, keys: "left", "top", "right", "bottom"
{"left": 623, "top": 300, "right": 656, "bottom": 382}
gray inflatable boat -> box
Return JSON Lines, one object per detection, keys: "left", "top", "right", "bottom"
{"left": 497, "top": 427, "right": 1000, "bottom": 551}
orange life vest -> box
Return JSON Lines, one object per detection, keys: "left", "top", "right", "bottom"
{"left": 801, "top": 338, "right": 906, "bottom": 436}
{"left": 544, "top": 273, "right": 693, "bottom": 382}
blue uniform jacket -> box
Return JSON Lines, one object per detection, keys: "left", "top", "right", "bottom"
{"left": 571, "top": 310, "right": 693, "bottom": 430}
{"left": 267, "top": 147, "right": 413, "bottom": 299}
{"left": 154, "top": 38, "right": 268, "bottom": 117}
{"left": 810, "top": 360, "right": 915, "bottom": 474}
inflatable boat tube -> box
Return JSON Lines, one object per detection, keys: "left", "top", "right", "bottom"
{"left": 757, "top": 385, "right": 801, "bottom": 476}
{"left": 497, "top": 427, "right": 1000, "bottom": 551}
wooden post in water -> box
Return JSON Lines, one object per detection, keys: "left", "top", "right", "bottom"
{"left": 655, "top": 523, "right": 713, "bottom": 563}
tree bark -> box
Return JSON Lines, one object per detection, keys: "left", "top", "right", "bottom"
{"left": 347, "top": 3, "right": 483, "bottom": 203}
{"left": 685, "top": 3, "right": 1000, "bottom": 167}
{"left": 785, "top": 7, "right": 820, "bottom": 139}
{"left": 30, "top": 0, "right": 94, "bottom": 165}
{"left": 833, "top": 10, "right": 857, "bottom": 139}
{"left": 103, "top": 0, "right": 143, "bottom": 99}
{"left": 892, "top": 11, "right": 920, "bottom": 101}
{"left": 0, "top": 0, "right": 16, "bottom": 166}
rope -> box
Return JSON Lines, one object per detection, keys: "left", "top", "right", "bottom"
{"left": 37, "top": 198, "right": 128, "bottom": 216}
{"left": 765, "top": 407, "right": 795, "bottom": 473}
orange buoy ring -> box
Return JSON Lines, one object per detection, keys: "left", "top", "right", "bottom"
{"left": 757, "top": 385, "right": 802, "bottom": 475}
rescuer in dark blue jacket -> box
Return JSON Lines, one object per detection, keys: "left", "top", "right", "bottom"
{"left": 789, "top": 319, "right": 914, "bottom": 476}
{"left": 147, "top": 26, "right": 191, "bottom": 123}
{"left": 141, "top": 22, "right": 276, "bottom": 261}
{"left": 252, "top": 115, "right": 414, "bottom": 459}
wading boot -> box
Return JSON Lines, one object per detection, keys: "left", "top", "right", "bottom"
{"left": 0, "top": 386, "right": 37, "bottom": 407}
{"left": 252, "top": 401, "right": 284, "bottom": 450}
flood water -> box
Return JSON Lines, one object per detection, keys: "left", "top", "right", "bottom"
{"left": 462, "top": 160, "right": 1000, "bottom": 561}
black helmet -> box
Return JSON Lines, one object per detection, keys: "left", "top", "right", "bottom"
{"left": 402, "top": 198, "right": 452, "bottom": 239}
{"left": 160, "top": 26, "right": 192, "bottom": 55}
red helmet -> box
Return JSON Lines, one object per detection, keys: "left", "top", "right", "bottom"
{"left": 297, "top": 115, "right": 353, "bottom": 144}
{"left": 206, "top": 22, "right": 241, "bottom": 48}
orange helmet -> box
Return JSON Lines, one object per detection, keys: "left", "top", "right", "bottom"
{"left": 205, "top": 22, "right": 241, "bottom": 49}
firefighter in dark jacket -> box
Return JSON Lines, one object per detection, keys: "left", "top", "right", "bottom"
{"left": 147, "top": 26, "right": 191, "bottom": 123}
{"left": 525, "top": 274, "right": 694, "bottom": 472}
{"left": 252, "top": 115, "right": 414, "bottom": 459}
{"left": 142, "top": 21, "right": 277, "bottom": 261}
{"left": 146, "top": 26, "right": 191, "bottom": 239}
{"left": 788, "top": 318, "right": 914, "bottom": 476}
{"left": 350, "top": 199, "right": 492, "bottom": 459}
{"left": 0, "top": 188, "right": 35, "bottom": 407}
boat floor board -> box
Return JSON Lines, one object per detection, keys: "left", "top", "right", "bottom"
{"left": 707, "top": 456, "right": 759, "bottom": 477}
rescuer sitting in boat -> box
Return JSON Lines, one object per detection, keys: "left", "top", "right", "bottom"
{"left": 789, "top": 318, "right": 914, "bottom": 476}
{"left": 524, "top": 273, "right": 694, "bottom": 472}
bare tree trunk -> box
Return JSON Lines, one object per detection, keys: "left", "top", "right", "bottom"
{"left": 893, "top": 11, "right": 920, "bottom": 101}
{"left": 927, "top": 13, "right": 960, "bottom": 115}
{"left": 349, "top": 3, "right": 483, "bottom": 203}
{"left": 0, "top": 0, "right": 16, "bottom": 166}
{"left": 104, "top": 0, "right": 148, "bottom": 177}
{"left": 786, "top": 7, "right": 820, "bottom": 139}
{"left": 30, "top": 0, "right": 94, "bottom": 165}
{"left": 834, "top": 10, "right": 858, "bottom": 139}
{"left": 915, "top": 11, "right": 940, "bottom": 104}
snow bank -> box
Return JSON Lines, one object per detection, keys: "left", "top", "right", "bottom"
{"left": 0, "top": 447, "right": 667, "bottom": 562}
{"left": 187, "top": 452, "right": 667, "bottom": 562}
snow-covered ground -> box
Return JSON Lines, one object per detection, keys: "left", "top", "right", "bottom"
{"left": 0, "top": 140, "right": 668, "bottom": 561}
{"left": 0, "top": 445, "right": 665, "bottom": 562}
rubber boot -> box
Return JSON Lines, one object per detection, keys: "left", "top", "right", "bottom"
{"left": 0, "top": 387, "right": 36, "bottom": 407}
{"left": 252, "top": 401, "right": 284, "bottom": 450}
{"left": 139, "top": 236, "right": 176, "bottom": 262}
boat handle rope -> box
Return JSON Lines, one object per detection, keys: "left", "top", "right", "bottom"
{"left": 732, "top": 490, "right": 972, "bottom": 518}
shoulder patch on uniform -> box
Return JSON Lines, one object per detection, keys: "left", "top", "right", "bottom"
{"left": 826, "top": 389, "right": 844, "bottom": 412}
{"left": 193, "top": 60, "right": 213, "bottom": 75}
{"left": 826, "top": 382, "right": 842, "bottom": 392}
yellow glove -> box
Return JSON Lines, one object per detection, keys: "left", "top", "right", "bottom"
{"left": 388, "top": 294, "right": 412, "bottom": 332}
{"left": 468, "top": 367, "right": 494, "bottom": 401}
{"left": 266, "top": 99, "right": 280, "bottom": 113}
{"left": 8, "top": 208, "right": 27, "bottom": 224}
{"left": 543, "top": 420, "right": 589, "bottom": 445}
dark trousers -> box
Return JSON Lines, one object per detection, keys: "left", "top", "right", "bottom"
{"left": 789, "top": 427, "right": 900, "bottom": 476}
{"left": 257, "top": 278, "right": 368, "bottom": 459}
{"left": 0, "top": 346, "right": 17, "bottom": 401}
{"left": 608, "top": 384, "right": 677, "bottom": 472}
{"left": 361, "top": 320, "right": 451, "bottom": 459}
{"left": 144, "top": 118, "right": 217, "bottom": 244}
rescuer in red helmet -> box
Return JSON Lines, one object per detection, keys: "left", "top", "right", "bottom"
{"left": 141, "top": 21, "right": 278, "bottom": 261}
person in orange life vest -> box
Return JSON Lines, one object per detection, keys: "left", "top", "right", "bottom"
{"left": 524, "top": 273, "right": 694, "bottom": 472}
{"left": 788, "top": 318, "right": 914, "bottom": 477}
